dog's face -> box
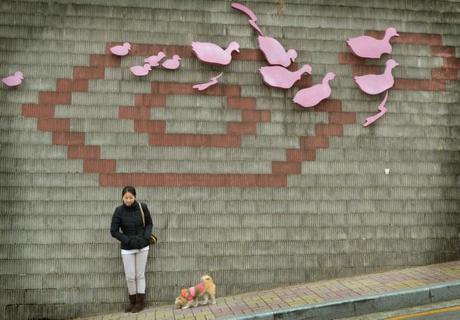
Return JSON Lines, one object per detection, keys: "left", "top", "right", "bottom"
{"left": 175, "top": 294, "right": 188, "bottom": 308}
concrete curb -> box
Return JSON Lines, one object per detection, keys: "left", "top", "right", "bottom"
{"left": 227, "top": 280, "right": 460, "bottom": 320}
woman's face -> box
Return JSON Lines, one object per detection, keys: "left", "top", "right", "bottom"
{"left": 122, "top": 192, "right": 136, "bottom": 206}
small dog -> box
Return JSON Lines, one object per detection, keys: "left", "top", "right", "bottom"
{"left": 175, "top": 275, "right": 216, "bottom": 309}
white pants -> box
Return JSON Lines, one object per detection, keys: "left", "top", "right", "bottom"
{"left": 121, "top": 250, "right": 149, "bottom": 295}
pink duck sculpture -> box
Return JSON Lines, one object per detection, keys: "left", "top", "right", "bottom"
{"left": 231, "top": 2, "right": 264, "bottom": 36}
{"left": 130, "top": 63, "right": 152, "bottom": 77}
{"left": 258, "top": 36, "right": 297, "bottom": 67}
{"left": 354, "top": 59, "right": 399, "bottom": 95}
{"left": 193, "top": 73, "right": 223, "bottom": 91}
{"left": 355, "top": 59, "right": 399, "bottom": 127}
{"left": 192, "top": 41, "right": 240, "bottom": 66}
{"left": 347, "top": 27, "right": 399, "bottom": 59}
{"left": 161, "top": 55, "right": 181, "bottom": 70}
{"left": 2, "top": 71, "right": 24, "bottom": 87}
{"left": 144, "top": 51, "right": 165, "bottom": 66}
{"left": 259, "top": 64, "right": 312, "bottom": 89}
{"left": 110, "top": 42, "right": 131, "bottom": 57}
{"left": 293, "top": 72, "right": 335, "bottom": 108}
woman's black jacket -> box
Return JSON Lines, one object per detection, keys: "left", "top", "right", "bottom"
{"left": 110, "top": 201, "right": 153, "bottom": 250}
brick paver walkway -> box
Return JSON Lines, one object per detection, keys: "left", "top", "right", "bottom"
{"left": 75, "top": 261, "right": 460, "bottom": 320}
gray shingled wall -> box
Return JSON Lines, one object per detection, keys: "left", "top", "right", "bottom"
{"left": 0, "top": 0, "right": 459, "bottom": 319}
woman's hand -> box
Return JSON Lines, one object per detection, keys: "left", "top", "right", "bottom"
{"left": 129, "top": 236, "right": 146, "bottom": 249}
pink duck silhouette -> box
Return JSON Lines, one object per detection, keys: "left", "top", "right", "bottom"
{"left": 130, "top": 63, "right": 152, "bottom": 77}
{"left": 347, "top": 27, "right": 399, "bottom": 59}
{"left": 354, "top": 59, "right": 399, "bottom": 95}
{"left": 110, "top": 42, "right": 131, "bottom": 56}
{"left": 355, "top": 59, "right": 399, "bottom": 127}
{"left": 193, "top": 73, "right": 223, "bottom": 91}
{"left": 258, "top": 36, "right": 297, "bottom": 67}
{"left": 231, "top": 2, "right": 264, "bottom": 36}
{"left": 2, "top": 71, "right": 24, "bottom": 87}
{"left": 161, "top": 55, "right": 181, "bottom": 70}
{"left": 293, "top": 72, "right": 336, "bottom": 108}
{"left": 259, "top": 64, "right": 312, "bottom": 89}
{"left": 144, "top": 51, "right": 165, "bottom": 66}
{"left": 192, "top": 41, "right": 240, "bottom": 66}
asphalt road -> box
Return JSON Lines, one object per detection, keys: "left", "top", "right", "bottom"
{"left": 341, "top": 299, "right": 460, "bottom": 320}
{"left": 386, "top": 305, "right": 460, "bottom": 319}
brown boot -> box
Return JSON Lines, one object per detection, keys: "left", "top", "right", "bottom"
{"left": 125, "top": 294, "right": 136, "bottom": 312}
{"left": 131, "top": 293, "right": 145, "bottom": 313}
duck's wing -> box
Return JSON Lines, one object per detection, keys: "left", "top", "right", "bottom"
{"left": 210, "top": 72, "right": 223, "bottom": 81}
{"left": 231, "top": 3, "right": 258, "bottom": 21}
{"left": 192, "top": 42, "right": 226, "bottom": 63}
{"left": 260, "top": 66, "right": 288, "bottom": 83}
{"left": 354, "top": 74, "right": 388, "bottom": 95}
{"left": 363, "top": 91, "right": 389, "bottom": 127}
{"left": 258, "top": 37, "right": 289, "bottom": 66}
{"left": 293, "top": 84, "right": 323, "bottom": 108}
{"left": 192, "top": 42, "right": 223, "bottom": 54}
{"left": 110, "top": 45, "right": 128, "bottom": 56}
{"left": 347, "top": 36, "right": 383, "bottom": 58}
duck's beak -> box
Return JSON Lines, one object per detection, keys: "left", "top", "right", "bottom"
{"left": 395, "top": 33, "right": 400, "bottom": 37}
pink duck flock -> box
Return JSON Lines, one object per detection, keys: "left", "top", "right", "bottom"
{"left": 354, "top": 59, "right": 399, "bottom": 95}
{"left": 293, "top": 72, "right": 336, "bottom": 108}
{"left": 2, "top": 71, "right": 24, "bottom": 87}
{"left": 259, "top": 64, "right": 311, "bottom": 89}
{"left": 347, "top": 27, "right": 399, "bottom": 59}
{"left": 192, "top": 41, "right": 240, "bottom": 66}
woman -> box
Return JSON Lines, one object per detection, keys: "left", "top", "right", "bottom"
{"left": 110, "top": 186, "right": 153, "bottom": 313}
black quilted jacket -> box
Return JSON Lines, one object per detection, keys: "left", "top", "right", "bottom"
{"left": 110, "top": 201, "right": 153, "bottom": 250}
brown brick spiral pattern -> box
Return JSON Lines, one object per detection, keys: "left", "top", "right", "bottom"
{"left": 21, "top": 31, "right": 458, "bottom": 187}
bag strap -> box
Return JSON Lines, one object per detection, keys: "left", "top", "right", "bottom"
{"left": 138, "top": 202, "right": 145, "bottom": 227}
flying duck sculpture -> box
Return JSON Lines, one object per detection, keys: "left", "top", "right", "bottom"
{"left": 363, "top": 91, "right": 389, "bottom": 127}
{"left": 231, "top": 2, "right": 264, "bottom": 36}
{"left": 193, "top": 73, "right": 223, "bottom": 91}
{"left": 354, "top": 59, "right": 399, "bottom": 127}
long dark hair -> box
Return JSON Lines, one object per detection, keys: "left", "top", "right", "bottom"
{"left": 121, "top": 186, "right": 136, "bottom": 198}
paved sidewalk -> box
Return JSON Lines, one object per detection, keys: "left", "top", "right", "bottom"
{"left": 75, "top": 261, "right": 460, "bottom": 320}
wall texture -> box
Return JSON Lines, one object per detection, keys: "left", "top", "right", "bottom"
{"left": 0, "top": 0, "right": 459, "bottom": 319}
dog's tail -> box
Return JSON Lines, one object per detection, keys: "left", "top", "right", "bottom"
{"left": 201, "top": 275, "right": 213, "bottom": 282}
